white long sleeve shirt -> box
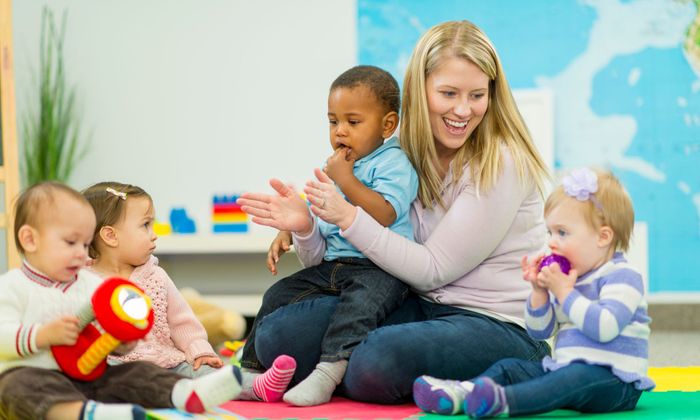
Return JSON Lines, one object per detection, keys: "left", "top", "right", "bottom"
{"left": 0, "top": 263, "right": 103, "bottom": 373}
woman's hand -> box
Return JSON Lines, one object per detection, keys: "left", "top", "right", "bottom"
{"left": 237, "top": 179, "right": 313, "bottom": 235}
{"left": 304, "top": 168, "right": 357, "bottom": 230}
{"left": 267, "top": 231, "right": 292, "bottom": 275}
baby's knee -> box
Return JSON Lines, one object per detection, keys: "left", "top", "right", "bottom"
{"left": 0, "top": 367, "right": 47, "bottom": 393}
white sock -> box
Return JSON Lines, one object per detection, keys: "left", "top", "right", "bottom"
{"left": 171, "top": 366, "right": 243, "bottom": 413}
{"left": 81, "top": 400, "right": 145, "bottom": 420}
{"left": 283, "top": 360, "right": 347, "bottom": 407}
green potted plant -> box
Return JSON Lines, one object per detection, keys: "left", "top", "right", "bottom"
{"left": 21, "top": 6, "right": 87, "bottom": 187}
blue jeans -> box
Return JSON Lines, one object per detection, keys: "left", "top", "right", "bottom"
{"left": 254, "top": 293, "right": 551, "bottom": 403}
{"left": 240, "top": 258, "right": 408, "bottom": 370}
{"left": 481, "top": 358, "right": 643, "bottom": 416}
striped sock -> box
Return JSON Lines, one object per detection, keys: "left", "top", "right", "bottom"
{"left": 81, "top": 400, "right": 146, "bottom": 420}
{"left": 253, "top": 355, "right": 297, "bottom": 402}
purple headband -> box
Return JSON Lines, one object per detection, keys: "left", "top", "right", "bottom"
{"left": 562, "top": 168, "right": 603, "bottom": 211}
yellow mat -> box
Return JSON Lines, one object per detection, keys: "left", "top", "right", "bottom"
{"left": 648, "top": 366, "right": 700, "bottom": 391}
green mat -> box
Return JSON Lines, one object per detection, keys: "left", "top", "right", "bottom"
{"left": 419, "top": 392, "right": 700, "bottom": 419}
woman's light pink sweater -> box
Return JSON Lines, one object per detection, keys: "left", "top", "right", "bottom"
{"left": 295, "top": 145, "right": 546, "bottom": 324}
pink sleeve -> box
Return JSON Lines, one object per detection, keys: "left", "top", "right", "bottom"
{"left": 342, "top": 152, "right": 529, "bottom": 292}
{"left": 162, "top": 269, "right": 216, "bottom": 363}
{"left": 291, "top": 216, "right": 326, "bottom": 267}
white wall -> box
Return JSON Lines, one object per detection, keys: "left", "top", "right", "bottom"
{"left": 13, "top": 0, "right": 357, "bottom": 232}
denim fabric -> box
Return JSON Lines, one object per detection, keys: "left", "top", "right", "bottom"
{"left": 240, "top": 258, "right": 408, "bottom": 370}
{"left": 481, "top": 358, "right": 643, "bottom": 416}
{"left": 254, "top": 293, "right": 551, "bottom": 404}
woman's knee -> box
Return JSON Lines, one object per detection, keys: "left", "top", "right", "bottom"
{"left": 343, "top": 335, "right": 410, "bottom": 404}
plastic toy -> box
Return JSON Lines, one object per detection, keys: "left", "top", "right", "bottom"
{"left": 51, "top": 277, "right": 154, "bottom": 381}
{"left": 170, "top": 208, "right": 196, "bottom": 234}
{"left": 212, "top": 195, "right": 249, "bottom": 233}
{"left": 219, "top": 340, "right": 245, "bottom": 367}
{"left": 153, "top": 221, "right": 172, "bottom": 236}
{"left": 538, "top": 254, "right": 571, "bottom": 275}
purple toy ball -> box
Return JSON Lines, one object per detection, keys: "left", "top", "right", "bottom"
{"left": 538, "top": 254, "right": 571, "bottom": 275}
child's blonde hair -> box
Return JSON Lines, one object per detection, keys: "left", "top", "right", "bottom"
{"left": 400, "top": 20, "right": 549, "bottom": 209}
{"left": 14, "top": 181, "right": 90, "bottom": 254}
{"left": 545, "top": 168, "right": 634, "bottom": 252}
{"left": 82, "top": 181, "right": 151, "bottom": 259}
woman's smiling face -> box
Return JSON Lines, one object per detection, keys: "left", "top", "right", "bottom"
{"left": 425, "top": 56, "right": 490, "bottom": 159}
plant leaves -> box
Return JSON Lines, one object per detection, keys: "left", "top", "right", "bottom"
{"left": 20, "top": 6, "right": 88, "bottom": 187}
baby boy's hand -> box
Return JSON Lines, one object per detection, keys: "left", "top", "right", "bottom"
{"left": 267, "top": 230, "right": 293, "bottom": 275}
{"left": 36, "top": 315, "right": 81, "bottom": 349}
{"left": 324, "top": 147, "right": 355, "bottom": 187}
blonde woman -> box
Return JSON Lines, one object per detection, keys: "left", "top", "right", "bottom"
{"left": 238, "top": 20, "right": 551, "bottom": 404}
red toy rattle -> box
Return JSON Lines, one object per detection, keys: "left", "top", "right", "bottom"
{"left": 51, "top": 277, "right": 154, "bottom": 381}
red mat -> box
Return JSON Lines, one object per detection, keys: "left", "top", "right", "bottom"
{"left": 221, "top": 397, "right": 423, "bottom": 420}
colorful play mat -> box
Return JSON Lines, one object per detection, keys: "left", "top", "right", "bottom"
{"left": 147, "top": 366, "right": 700, "bottom": 420}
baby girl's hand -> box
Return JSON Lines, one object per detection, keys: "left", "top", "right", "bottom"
{"left": 324, "top": 147, "right": 355, "bottom": 188}
{"left": 537, "top": 263, "right": 578, "bottom": 302}
{"left": 521, "top": 254, "right": 546, "bottom": 291}
{"left": 522, "top": 254, "right": 549, "bottom": 309}
{"left": 193, "top": 355, "right": 224, "bottom": 370}
{"left": 36, "top": 315, "right": 81, "bottom": 348}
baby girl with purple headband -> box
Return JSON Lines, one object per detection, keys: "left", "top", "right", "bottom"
{"left": 413, "top": 168, "right": 654, "bottom": 418}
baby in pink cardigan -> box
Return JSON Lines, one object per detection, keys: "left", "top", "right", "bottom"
{"left": 82, "top": 182, "right": 297, "bottom": 401}
{"left": 83, "top": 182, "right": 221, "bottom": 378}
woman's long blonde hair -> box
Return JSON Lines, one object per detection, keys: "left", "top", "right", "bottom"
{"left": 400, "top": 20, "right": 549, "bottom": 208}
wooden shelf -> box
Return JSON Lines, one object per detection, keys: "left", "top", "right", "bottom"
{"left": 154, "top": 233, "right": 288, "bottom": 255}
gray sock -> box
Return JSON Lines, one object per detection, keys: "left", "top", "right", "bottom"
{"left": 236, "top": 369, "right": 262, "bottom": 401}
{"left": 283, "top": 360, "right": 347, "bottom": 407}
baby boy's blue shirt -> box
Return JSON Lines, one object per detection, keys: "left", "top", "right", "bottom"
{"left": 320, "top": 137, "right": 418, "bottom": 260}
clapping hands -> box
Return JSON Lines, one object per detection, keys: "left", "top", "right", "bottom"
{"left": 304, "top": 168, "right": 356, "bottom": 230}
{"left": 237, "top": 179, "right": 313, "bottom": 235}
